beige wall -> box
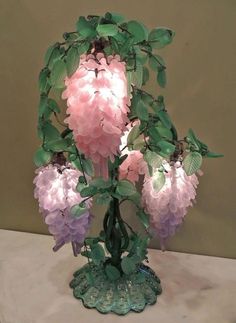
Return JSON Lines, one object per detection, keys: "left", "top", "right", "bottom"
{"left": 0, "top": 0, "right": 235, "bottom": 258}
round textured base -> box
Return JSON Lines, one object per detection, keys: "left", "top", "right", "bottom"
{"left": 69, "top": 262, "right": 162, "bottom": 315}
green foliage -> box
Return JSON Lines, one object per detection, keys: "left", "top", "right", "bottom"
{"left": 157, "top": 68, "right": 166, "bottom": 88}
{"left": 148, "top": 54, "right": 165, "bottom": 71}
{"left": 148, "top": 28, "right": 175, "bottom": 49}
{"left": 38, "top": 68, "right": 50, "bottom": 94}
{"left": 95, "top": 192, "right": 112, "bottom": 205}
{"left": 127, "top": 235, "right": 149, "bottom": 262}
{"left": 90, "top": 244, "right": 105, "bottom": 265}
{"left": 136, "top": 100, "right": 149, "bottom": 121}
{"left": 131, "top": 61, "right": 143, "bottom": 88}
{"left": 205, "top": 151, "right": 224, "bottom": 158}
{"left": 50, "top": 59, "right": 67, "bottom": 89}
{"left": 116, "top": 180, "right": 137, "bottom": 197}
{"left": 33, "top": 147, "right": 52, "bottom": 167}
{"left": 105, "top": 264, "right": 121, "bottom": 281}
{"left": 158, "top": 110, "right": 172, "bottom": 129}
{"left": 96, "top": 24, "right": 118, "bottom": 37}
{"left": 66, "top": 46, "right": 80, "bottom": 77}
{"left": 152, "top": 170, "right": 166, "bottom": 192}
{"left": 127, "top": 124, "right": 140, "bottom": 146}
{"left": 144, "top": 150, "right": 163, "bottom": 169}
{"left": 44, "top": 43, "right": 60, "bottom": 67}
{"left": 183, "top": 151, "right": 203, "bottom": 175}
{"left": 142, "top": 66, "right": 149, "bottom": 85}
{"left": 76, "top": 16, "right": 96, "bottom": 38}
{"left": 80, "top": 185, "right": 98, "bottom": 198}
{"left": 136, "top": 209, "right": 149, "bottom": 229}
{"left": 126, "top": 20, "right": 148, "bottom": 43}
{"left": 108, "top": 12, "right": 125, "bottom": 24}
{"left": 81, "top": 158, "right": 94, "bottom": 176}
{"left": 71, "top": 204, "right": 88, "bottom": 217}
{"left": 121, "top": 256, "right": 136, "bottom": 275}
{"left": 157, "top": 140, "right": 176, "bottom": 156}
{"left": 90, "top": 177, "right": 112, "bottom": 189}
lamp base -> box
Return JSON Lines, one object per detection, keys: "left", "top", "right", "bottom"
{"left": 70, "top": 262, "right": 162, "bottom": 315}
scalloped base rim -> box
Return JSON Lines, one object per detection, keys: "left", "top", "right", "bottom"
{"left": 69, "top": 262, "right": 162, "bottom": 315}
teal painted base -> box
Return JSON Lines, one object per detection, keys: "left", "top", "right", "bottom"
{"left": 70, "top": 262, "right": 162, "bottom": 315}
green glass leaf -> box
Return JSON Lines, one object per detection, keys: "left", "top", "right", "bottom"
{"left": 136, "top": 100, "right": 149, "bottom": 121}
{"left": 80, "top": 185, "right": 98, "bottom": 198}
{"left": 71, "top": 204, "right": 88, "bottom": 217}
{"left": 127, "top": 191, "right": 141, "bottom": 207}
{"left": 45, "top": 138, "right": 70, "bottom": 152}
{"left": 47, "top": 47, "right": 62, "bottom": 70}
{"left": 105, "top": 264, "right": 121, "bottom": 281}
{"left": 90, "top": 244, "right": 105, "bottom": 265}
{"left": 205, "top": 151, "right": 224, "bottom": 158}
{"left": 76, "top": 16, "right": 96, "bottom": 38}
{"left": 38, "top": 95, "right": 48, "bottom": 118}
{"left": 134, "top": 47, "right": 148, "bottom": 64}
{"left": 80, "top": 250, "right": 92, "bottom": 258}
{"left": 90, "top": 177, "right": 112, "bottom": 189}
{"left": 132, "top": 137, "right": 145, "bottom": 150}
{"left": 158, "top": 110, "right": 172, "bottom": 129}
{"left": 110, "top": 12, "right": 125, "bottom": 24}
{"left": 186, "top": 129, "right": 208, "bottom": 153}
{"left": 42, "top": 122, "right": 61, "bottom": 141}
{"left": 127, "top": 124, "right": 140, "bottom": 146}
{"left": 148, "top": 28, "right": 175, "bottom": 49}
{"left": 33, "top": 147, "right": 53, "bottom": 167}
{"left": 152, "top": 170, "right": 166, "bottom": 192}
{"left": 126, "top": 71, "right": 132, "bottom": 97}
{"left": 76, "top": 181, "right": 87, "bottom": 193}
{"left": 48, "top": 98, "right": 60, "bottom": 113}
{"left": 50, "top": 59, "right": 67, "bottom": 89}
{"left": 183, "top": 152, "right": 203, "bottom": 175}
{"left": 148, "top": 54, "right": 165, "bottom": 71}
{"left": 44, "top": 43, "right": 59, "bottom": 66}
{"left": 156, "top": 125, "right": 173, "bottom": 140}
{"left": 142, "top": 66, "right": 149, "bottom": 85}
{"left": 110, "top": 37, "right": 120, "bottom": 53}
{"left": 77, "top": 41, "right": 90, "bottom": 55}
{"left": 157, "top": 68, "right": 166, "bottom": 88}
{"left": 66, "top": 46, "right": 80, "bottom": 77}
{"left": 71, "top": 158, "right": 83, "bottom": 171}
{"left": 126, "top": 20, "right": 148, "bottom": 43}
{"left": 116, "top": 180, "right": 137, "bottom": 197}
{"left": 79, "top": 175, "right": 86, "bottom": 183}
{"left": 131, "top": 61, "right": 143, "bottom": 88}
{"left": 95, "top": 192, "right": 112, "bottom": 205}
{"left": 96, "top": 24, "right": 118, "bottom": 37}
{"left": 121, "top": 256, "right": 136, "bottom": 275}
{"left": 147, "top": 126, "right": 162, "bottom": 142}
{"left": 38, "top": 69, "right": 50, "bottom": 94}
{"left": 144, "top": 150, "right": 163, "bottom": 169}
{"left": 158, "top": 140, "right": 176, "bottom": 155}
{"left": 136, "top": 210, "right": 149, "bottom": 229}
{"left": 82, "top": 158, "right": 94, "bottom": 177}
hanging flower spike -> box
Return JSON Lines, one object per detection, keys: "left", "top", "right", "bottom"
{"left": 34, "top": 163, "right": 92, "bottom": 255}
{"left": 142, "top": 161, "right": 201, "bottom": 249}
{"left": 119, "top": 122, "right": 147, "bottom": 184}
{"left": 63, "top": 53, "right": 130, "bottom": 179}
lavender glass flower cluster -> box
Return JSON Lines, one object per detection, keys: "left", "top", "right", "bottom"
{"left": 34, "top": 163, "right": 92, "bottom": 255}
{"left": 142, "top": 161, "right": 201, "bottom": 249}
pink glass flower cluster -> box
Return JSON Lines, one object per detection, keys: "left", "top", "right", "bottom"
{"left": 34, "top": 164, "right": 92, "bottom": 255}
{"left": 142, "top": 161, "right": 200, "bottom": 249}
{"left": 63, "top": 53, "right": 130, "bottom": 179}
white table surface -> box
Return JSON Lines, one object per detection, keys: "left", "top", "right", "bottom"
{"left": 0, "top": 229, "right": 235, "bottom": 323}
